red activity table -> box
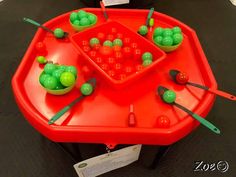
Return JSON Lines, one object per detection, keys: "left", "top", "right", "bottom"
{"left": 12, "top": 8, "right": 217, "bottom": 149}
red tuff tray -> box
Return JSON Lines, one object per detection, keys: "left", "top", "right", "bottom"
{"left": 70, "top": 21, "right": 166, "bottom": 89}
{"left": 12, "top": 8, "right": 217, "bottom": 149}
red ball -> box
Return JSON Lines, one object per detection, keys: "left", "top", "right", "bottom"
{"left": 97, "top": 32, "right": 105, "bottom": 41}
{"left": 176, "top": 72, "right": 189, "bottom": 84}
{"left": 156, "top": 115, "right": 170, "bottom": 128}
{"left": 106, "top": 34, "right": 115, "bottom": 41}
{"left": 35, "top": 42, "right": 46, "bottom": 52}
{"left": 99, "top": 46, "right": 113, "bottom": 56}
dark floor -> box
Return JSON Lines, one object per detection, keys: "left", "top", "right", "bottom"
{"left": 1, "top": 0, "right": 236, "bottom": 177}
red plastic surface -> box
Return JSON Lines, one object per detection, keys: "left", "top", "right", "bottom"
{"left": 12, "top": 8, "right": 217, "bottom": 149}
{"left": 70, "top": 21, "right": 166, "bottom": 89}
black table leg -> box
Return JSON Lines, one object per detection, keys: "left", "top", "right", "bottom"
{"left": 58, "top": 143, "right": 83, "bottom": 162}
{"left": 150, "top": 145, "right": 171, "bottom": 169}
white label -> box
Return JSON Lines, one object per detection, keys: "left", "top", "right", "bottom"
{"left": 102, "top": 0, "right": 129, "bottom": 6}
{"left": 230, "top": 0, "right": 236, "bottom": 5}
{"left": 74, "top": 144, "right": 142, "bottom": 177}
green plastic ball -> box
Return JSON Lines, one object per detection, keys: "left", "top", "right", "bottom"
{"left": 78, "top": 10, "right": 87, "bottom": 19}
{"left": 70, "top": 12, "right": 79, "bottom": 22}
{"left": 80, "top": 17, "right": 90, "bottom": 26}
{"left": 43, "top": 76, "right": 58, "bottom": 90}
{"left": 138, "top": 25, "right": 148, "bottom": 36}
{"left": 73, "top": 20, "right": 80, "bottom": 26}
{"left": 162, "top": 28, "right": 173, "bottom": 37}
{"left": 90, "top": 38, "right": 100, "bottom": 47}
{"left": 65, "top": 66, "right": 77, "bottom": 76}
{"left": 142, "top": 59, "right": 152, "bottom": 67}
{"left": 39, "top": 73, "right": 51, "bottom": 85}
{"left": 57, "top": 65, "right": 67, "bottom": 71}
{"left": 173, "top": 33, "right": 183, "bottom": 45}
{"left": 44, "top": 63, "right": 57, "bottom": 74}
{"left": 154, "top": 27, "right": 163, "bottom": 37}
{"left": 60, "top": 72, "right": 75, "bottom": 87}
{"left": 162, "top": 36, "right": 173, "bottom": 46}
{"left": 142, "top": 52, "right": 153, "bottom": 61}
{"left": 88, "top": 14, "right": 96, "bottom": 24}
{"left": 113, "top": 39, "right": 123, "bottom": 47}
{"left": 55, "top": 82, "right": 65, "bottom": 90}
{"left": 154, "top": 36, "right": 163, "bottom": 45}
{"left": 80, "top": 83, "right": 93, "bottom": 96}
{"left": 172, "top": 26, "right": 182, "bottom": 34}
{"left": 52, "top": 69, "right": 64, "bottom": 80}
{"left": 36, "top": 56, "right": 47, "bottom": 64}
{"left": 103, "top": 40, "right": 113, "bottom": 47}
{"left": 163, "top": 90, "right": 176, "bottom": 103}
{"left": 54, "top": 28, "right": 64, "bottom": 38}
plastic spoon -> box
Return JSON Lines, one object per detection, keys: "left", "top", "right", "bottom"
{"left": 169, "top": 69, "right": 236, "bottom": 101}
{"left": 23, "top": 17, "right": 69, "bottom": 37}
{"left": 100, "top": 1, "right": 108, "bottom": 21}
{"left": 157, "top": 86, "right": 221, "bottom": 134}
{"left": 48, "top": 78, "right": 97, "bottom": 125}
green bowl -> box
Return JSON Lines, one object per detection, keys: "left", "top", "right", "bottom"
{"left": 39, "top": 73, "right": 76, "bottom": 95}
{"left": 152, "top": 36, "right": 182, "bottom": 52}
{"left": 70, "top": 13, "right": 97, "bottom": 32}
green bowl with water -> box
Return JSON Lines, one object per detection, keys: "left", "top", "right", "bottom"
{"left": 70, "top": 13, "right": 97, "bottom": 32}
{"left": 152, "top": 36, "right": 182, "bottom": 52}
{"left": 39, "top": 72, "right": 76, "bottom": 95}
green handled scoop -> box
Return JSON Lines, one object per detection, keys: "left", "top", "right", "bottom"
{"left": 157, "top": 86, "right": 221, "bottom": 134}
{"left": 48, "top": 78, "right": 97, "bottom": 125}
{"left": 146, "top": 7, "right": 155, "bottom": 26}
{"left": 23, "top": 17, "right": 68, "bottom": 37}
